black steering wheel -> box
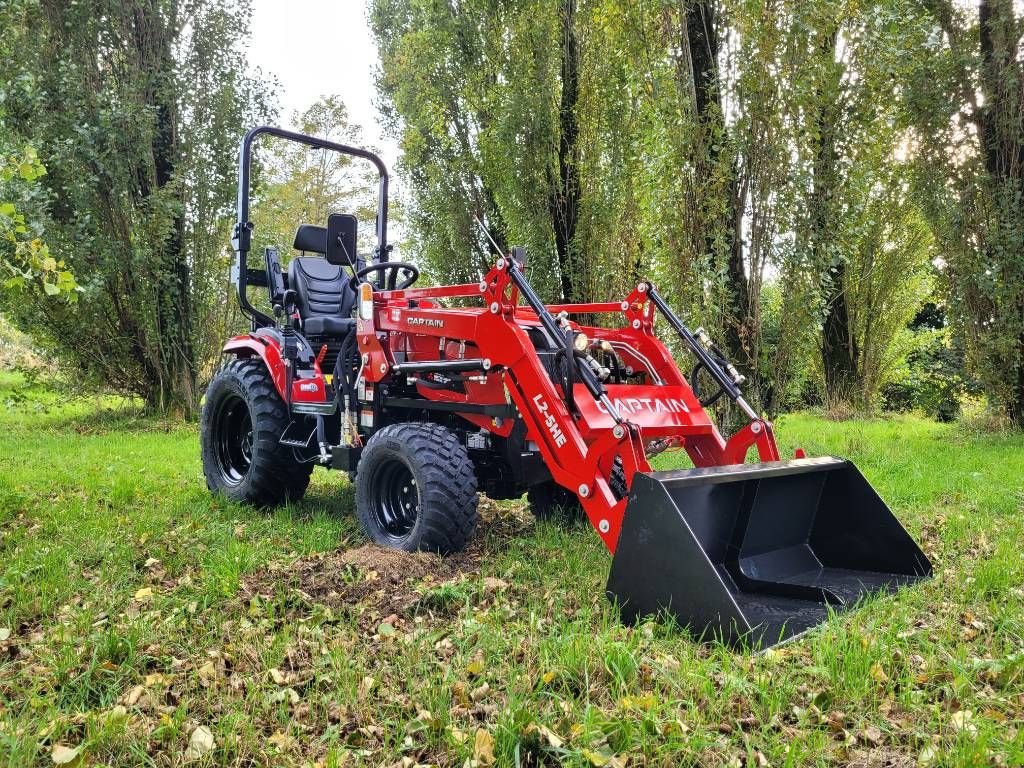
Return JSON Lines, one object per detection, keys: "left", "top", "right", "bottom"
{"left": 354, "top": 261, "right": 420, "bottom": 291}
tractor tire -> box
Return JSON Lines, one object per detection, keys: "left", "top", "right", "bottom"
{"left": 355, "top": 423, "right": 478, "bottom": 554}
{"left": 528, "top": 482, "right": 585, "bottom": 524}
{"left": 200, "top": 357, "right": 313, "bottom": 506}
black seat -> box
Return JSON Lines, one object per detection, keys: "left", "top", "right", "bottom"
{"left": 287, "top": 256, "right": 356, "bottom": 337}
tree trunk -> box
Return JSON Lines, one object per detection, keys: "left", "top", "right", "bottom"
{"left": 976, "top": 0, "right": 1024, "bottom": 425}
{"left": 548, "top": 0, "right": 582, "bottom": 303}
{"left": 811, "top": 26, "right": 859, "bottom": 407}
{"left": 132, "top": 3, "right": 196, "bottom": 416}
{"left": 684, "top": 1, "right": 750, "bottom": 372}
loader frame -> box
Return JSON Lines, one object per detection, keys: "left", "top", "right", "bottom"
{"left": 350, "top": 256, "right": 783, "bottom": 552}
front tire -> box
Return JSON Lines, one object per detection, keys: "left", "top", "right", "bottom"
{"left": 355, "top": 423, "right": 478, "bottom": 554}
{"left": 200, "top": 357, "right": 313, "bottom": 506}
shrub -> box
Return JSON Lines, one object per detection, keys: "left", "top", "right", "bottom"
{"left": 881, "top": 326, "right": 973, "bottom": 422}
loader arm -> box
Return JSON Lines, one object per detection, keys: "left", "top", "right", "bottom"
{"left": 357, "top": 253, "right": 782, "bottom": 552}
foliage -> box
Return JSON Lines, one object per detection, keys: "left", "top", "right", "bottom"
{"left": 370, "top": 0, "right": 565, "bottom": 294}
{"left": 905, "top": 0, "right": 1024, "bottom": 426}
{"left": 0, "top": 145, "right": 76, "bottom": 297}
{"left": 0, "top": 0, "right": 274, "bottom": 416}
{"left": 370, "top": 0, "right": 944, "bottom": 415}
{"left": 882, "top": 310, "right": 977, "bottom": 422}
{"left": 2, "top": 395, "right": 1024, "bottom": 763}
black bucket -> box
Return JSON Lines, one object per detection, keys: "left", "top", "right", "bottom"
{"left": 606, "top": 457, "right": 932, "bottom": 649}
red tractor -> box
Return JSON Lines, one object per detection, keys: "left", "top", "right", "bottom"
{"left": 201, "top": 127, "right": 931, "bottom": 648}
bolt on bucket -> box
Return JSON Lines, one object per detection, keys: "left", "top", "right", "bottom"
{"left": 606, "top": 457, "right": 932, "bottom": 649}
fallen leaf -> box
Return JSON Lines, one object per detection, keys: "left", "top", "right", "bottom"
{"left": 197, "top": 661, "right": 218, "bottom": 684}
{"left": 185, "top": 725, "right": 216, "bottom": 760}
{"left": 483, "top": 577, "right": 508, "bottom": 591}
{"left": 860, "top": 724, "right": 884, "bottom": 746}
{"left": 358, "top": 675, "right": 375, "bottom": 699}
{"left": 470, "top": 682, "right": 490, "bottom": 702}
{"left": 124, "top": 685, "right": 147, "bottom": 707}
{"left": 869, "top": 662, "right": 888, "bottom": 684}
{"left": 950, "top": 710, "right": 976, "bottom": 735}
{"left": 0, "top": 628, "right": 10, "bottom": 642}
{"left": 50, "top": 744, "right": 82, "bottom": 765}
{"left": 267, "top": 731, "right": 294, "bottom": 750}
{"left": 540, "top": 670, "right": 556, "bottom": 685}
{"left": 269, "top": 687, "right": 300, "bottom": 705}
{"left": 466, "top": 653, "right": 485, "bottom": 677}
{"left": 583, "top": 749, "right": 609, "bottom": 766}
{"left": 134, "top": 587, "right": 153, "bottom": 601}
{"left": 473, "top": 728, "right": 495, "bottom": 765}
{"left": 450, "top": 727, "right": 469, "bottom": 744}
{"left": 270, "top": 668, "right": 288, "bottom": 685}
{"left": 919, "top": 744, "right": 939, "bottom": 766}
{"left": 536, "top": 723, "right": 563, "bottom": 749}
{"left": 104, "top": 704, "right": 128, "bottom": 723}
{"left": 377, "top": 621, "right": 397, "bottom": 637}
{"left": 144, "top": 557, "right": 160, "bottom": 568}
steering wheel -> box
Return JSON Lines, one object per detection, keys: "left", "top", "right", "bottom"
{"left": 354, "top": 261, "right": 420, "bottom": 291}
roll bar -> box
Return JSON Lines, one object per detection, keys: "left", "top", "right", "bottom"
{"left": 232, "top": 125, "right": 390, "bottom": 327}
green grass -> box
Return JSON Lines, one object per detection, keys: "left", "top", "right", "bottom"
{"left": 1, "top": 378, "right": 1022, "bottom": 767}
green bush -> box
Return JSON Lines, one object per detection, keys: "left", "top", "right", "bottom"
{"left": 881, "top": 327, "right": 972, "bottom": 422}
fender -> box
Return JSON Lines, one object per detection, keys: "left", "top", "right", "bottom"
{"left": 222, "top": 332, "right": 327, "bottom": 405}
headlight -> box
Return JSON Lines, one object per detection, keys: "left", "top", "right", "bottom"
{"left": 573, "top": 332, "right": 589, "bottom": 353}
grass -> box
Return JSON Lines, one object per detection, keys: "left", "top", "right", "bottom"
{"left": 0, "top": 373, "right": 1022, "bottom": 767}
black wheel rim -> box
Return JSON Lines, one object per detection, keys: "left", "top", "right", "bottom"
{"left": 214, "top": 393, "right": 253, "bottom": 486}
{"left": 369, "top": 457, "right": 419, "bottom": 540}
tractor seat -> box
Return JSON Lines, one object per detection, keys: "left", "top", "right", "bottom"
{"left": 287, "top": 256, "right": 356, "bottom": 337}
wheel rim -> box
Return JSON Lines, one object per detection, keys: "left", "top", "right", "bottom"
{"left": 369, "top": 457, "right": 419, "bottom": 540}
{"left": 214, "top": 393, "right": 253, "bottom": 486}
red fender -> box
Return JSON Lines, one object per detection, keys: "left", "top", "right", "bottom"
{"left": 222, "top": 332, "right": 327, "bottom": 405}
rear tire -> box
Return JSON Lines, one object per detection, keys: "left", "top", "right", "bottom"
{"left": 200, "top": 357, "right": 313, "bottom": 506}
{"left": 355, "top": 423, "right": 478, "bottom": 554}
{"left": 528, "top": 482, "right": 585, "bottom": 524}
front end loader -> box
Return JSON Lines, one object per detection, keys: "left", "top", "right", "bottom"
{"left": 200, "top": 126, "right": 931, "bottom": 649}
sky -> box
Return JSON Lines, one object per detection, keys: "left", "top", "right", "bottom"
{"left": 248, "top": 0, "right": 400, "bottom": 171}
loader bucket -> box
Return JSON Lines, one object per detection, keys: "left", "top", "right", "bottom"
{"left": 606, "top": 457, "right": 931, "bottom": 649}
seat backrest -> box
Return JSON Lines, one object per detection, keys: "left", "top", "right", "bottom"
{"left": 287, "top": 256, "right": 356, "bottom": 322}
{"left": 294, "top": 224, "right": 327, "bottom": 254}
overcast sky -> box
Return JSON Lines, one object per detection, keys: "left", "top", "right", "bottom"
{"left": 248, "top": 0, "right": 400, "bottom": 170}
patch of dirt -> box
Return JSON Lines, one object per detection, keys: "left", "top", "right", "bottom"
{"left": 240, "top": 498, "right": 530, "bottom": 627}
{"left": 843, "top": 749, "right": 915, "bottom": 768}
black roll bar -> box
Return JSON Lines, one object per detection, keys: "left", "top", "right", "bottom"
{"left": 232, "top": 125, "right": 390, "bottom": 327}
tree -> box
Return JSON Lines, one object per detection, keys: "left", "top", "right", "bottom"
{"left": 908, "top": 0, "right": 1024, "bottom": 426}
{"left": 777, "top": 0, "right": 936, "bottom": 409}
{"left": 0, "top": 0, "right": 273, "bottom": 416}
{"left": 370, "top": 0, "right": 940, "bottom": 416}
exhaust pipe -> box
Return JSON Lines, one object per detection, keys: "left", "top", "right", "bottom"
{"left": 606, "top": 457, "right": 932, "bottom": 649}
